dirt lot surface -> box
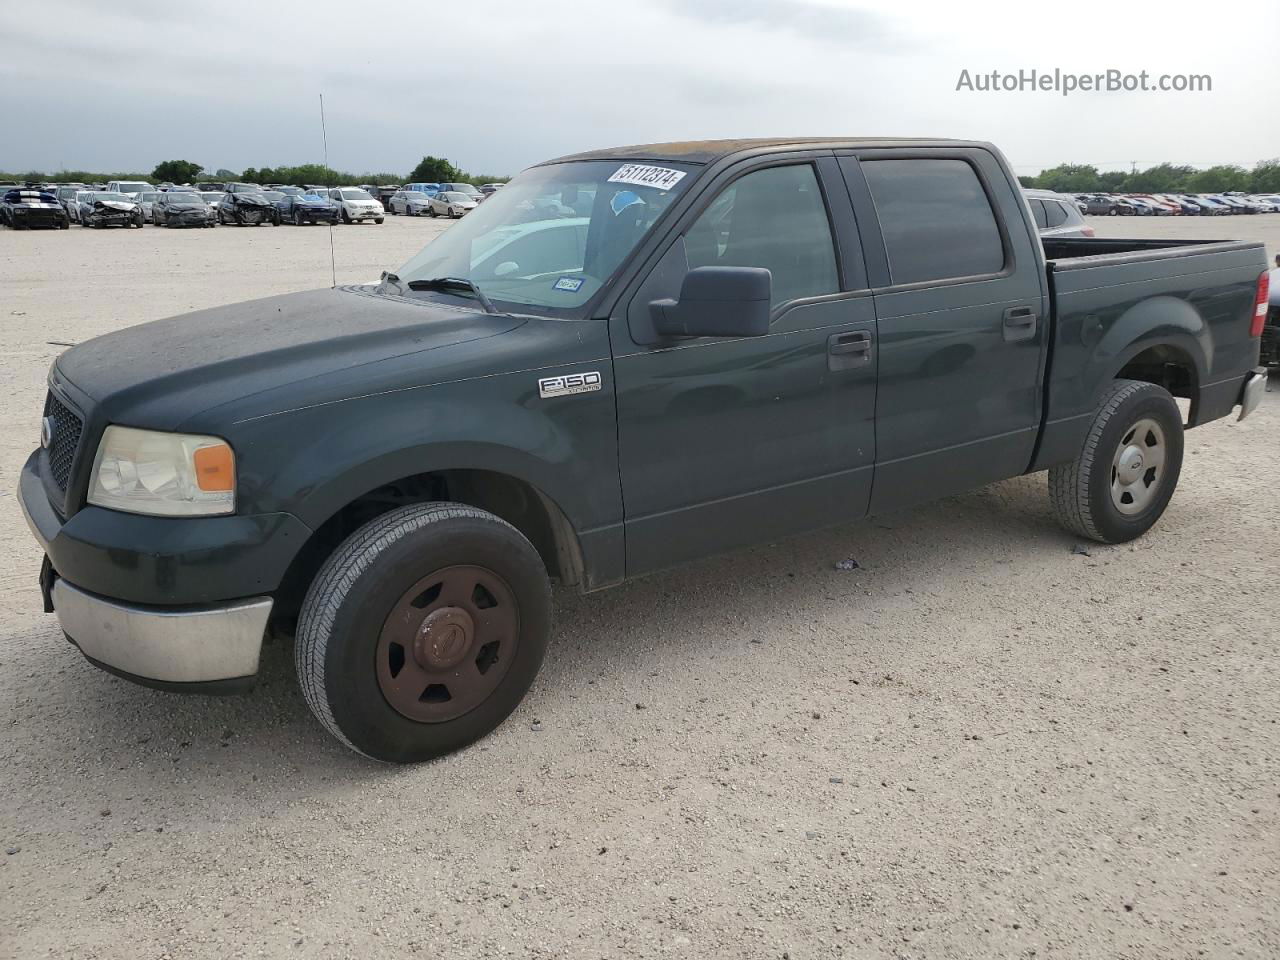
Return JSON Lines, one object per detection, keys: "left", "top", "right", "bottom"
{"left": 1, "top": 214, "right": 1277, "bottom": 959}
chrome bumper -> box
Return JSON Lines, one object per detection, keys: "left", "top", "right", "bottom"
{"left": 53, "top": 579, "right": 271, "bottom": 684}
{"left": 1238, "top": 367, "right": 1268, "bottom": 421}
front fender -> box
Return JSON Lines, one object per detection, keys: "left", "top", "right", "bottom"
{"left": 219, "top": 322, "right": 622, "bottom": 584}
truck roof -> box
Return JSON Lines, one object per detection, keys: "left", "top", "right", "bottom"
{"left": 547, "top": 137, "right": 989, "bottom": 166}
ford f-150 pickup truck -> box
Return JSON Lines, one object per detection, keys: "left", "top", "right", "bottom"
{"left": 18, "top": 138, "right": 1270, "bottom": 762}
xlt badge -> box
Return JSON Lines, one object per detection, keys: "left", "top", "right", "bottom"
{"left": 538, "top": 371, "right": 602, "bottom": 399}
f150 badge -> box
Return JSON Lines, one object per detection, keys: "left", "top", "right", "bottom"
{"left": 538, "top": 371, "right": 602, "bottom": 399}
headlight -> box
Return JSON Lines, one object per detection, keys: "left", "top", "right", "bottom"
{"left": 88, "top": 426, "right": 235, "bottom": 517}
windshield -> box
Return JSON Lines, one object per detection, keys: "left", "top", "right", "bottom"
{"left": 200, "top": 193, "right": 223, "bottom": 203}
{"left": 274, "top": 186, "right": 303, "bottom": 195}
{"left": 403, "top": 192, "right": 428, "bottom": 200}
{"left": 395, "top": 159, "right": 696, "bottom": 313}
{"left": 116, "top": 182, "right": 149, "bottom": 193}
{"left": 167, "top": 194, "right": 204, "bottom": 204}
{"left": 341, "top": 189, "right": 373, "bottom": 200}
{"left": 261, "top": 191, "right": 285, "bottom": 201}
{"left": 94, "top": 192, "right": 130, "bottom": 202}
{"left": 139, "top": 192, "right": 160, "bottom": 202}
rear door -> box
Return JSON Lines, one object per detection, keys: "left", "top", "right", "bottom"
{"left": 837, "top": 148, "right": 1048, "bottom": 514}
{"left": 612, "top": 154, "right": 878, "bottom": 576}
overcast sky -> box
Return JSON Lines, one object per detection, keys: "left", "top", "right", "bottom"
{"left": 3, "top": 0, "right": 1276, "bottom": 178}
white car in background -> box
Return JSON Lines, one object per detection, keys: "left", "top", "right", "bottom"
{"left": 427, "top": 190, "right": 478, "bottom": 219}
{"left": 388, "top": 190, "right": 434, "bottom": 216}
{"left": 328, "top": 187, "right": 384, "bottom": 224}
{"left": 105, "top": 180, "right": 151, "bottom": 199}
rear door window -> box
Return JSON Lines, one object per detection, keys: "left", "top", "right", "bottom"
{"left": 862, "top": 158, "right": 1005, "bottom": 284}
{"left": 1043, "top": 200, "right": 1069, "bottom": 228}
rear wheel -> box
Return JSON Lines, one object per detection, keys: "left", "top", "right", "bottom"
{"left": 1049, "top": 379, "right": 1184, "bottom": 544}
{"left": 295, "top": 503, "right": 552, "bottom": 763}
{"left": 294, "top": 210, "right": 303, "bottom": 226}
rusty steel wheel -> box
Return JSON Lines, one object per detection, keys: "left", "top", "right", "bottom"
{"left": 296, "top": 502, "right": 552, "bottom": 763}
{"left": 376, "top": 565, "right": 520, "bottom": 722}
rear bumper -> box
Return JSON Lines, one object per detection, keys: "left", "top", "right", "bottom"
{"left": 1238, "top": 367, "right": 1268, "bottom": 421}
{"left": 53, "top": 578, "right": 270, "bottom": 687}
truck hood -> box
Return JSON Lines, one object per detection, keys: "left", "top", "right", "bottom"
{"left": 56, "top": 286, "right": 523, "bottom": 431}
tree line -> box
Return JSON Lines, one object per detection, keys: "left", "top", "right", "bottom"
{"left": 1, "top": 156, "right": 510, "bottom": 188}
{"left": 1019, "top": 159, "right": 1280, "bottom": 195}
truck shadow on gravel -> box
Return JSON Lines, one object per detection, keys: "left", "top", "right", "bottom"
{"left": 23, "top": 471, "right": 1090, "bottom": 787}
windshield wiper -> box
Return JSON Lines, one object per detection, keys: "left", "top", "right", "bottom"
{"left": 405, "top": 276, "right": 497, "bottom": 314}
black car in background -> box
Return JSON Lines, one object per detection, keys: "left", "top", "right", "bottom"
{"left": 77, "top": 192, "right": 143, "bottom": 228}
{"left": 153, "top": 191, "right": 215, "bottom": 228}
{"left": 277, "top": 192, "right": 341, "bottom": 225}
{"left": 1, "top": 188, "right": 70, "bottom": 229}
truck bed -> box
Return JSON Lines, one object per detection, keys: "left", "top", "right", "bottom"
{"left": 1031, "top": 236, "right": 1266, "bottom": 471}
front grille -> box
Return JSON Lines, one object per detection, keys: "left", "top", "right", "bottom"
{"left": 43, "top": 391, "right": 83, "bottom": 491}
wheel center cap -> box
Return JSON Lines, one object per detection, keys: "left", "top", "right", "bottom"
{"left": 1117, "top": 445, "right": 1145, "bottom": 483}
{"left": 414, "top": 607, "right": 475, "bottom": 670}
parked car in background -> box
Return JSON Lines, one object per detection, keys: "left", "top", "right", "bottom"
{"left": 427, "top": 190, "right": 478, "bottom": 218}
{"left": 403, "top": 182, "right": 441, "bottom": 197}
{"left": 478, "top": 183, "right": 505, "bottom": 198}
{"left": 1193, "top": 195, "right": 1233, "bottom": 215}
{"left": 199, "top": 192, "right": 226, "bottom": 218}
{"left": 67, "top": 190, "right": 94, "bottom": 223}
{"left": 372, "top": 185, "right": 399, "bottom": 209}
{"left": 328, "top": 187, "right": 385, "bottom": 224}
{"left": 55, "top": 185, "right": 88, "bottom": 218}
{"left": 134, "top": 191, "right": 161, "bottom": 223}
{"left": 1023, "top": 189, "right": 1094, "bottom": 238}
{"left": 278, "top": 192, "right": 340, "bottom": 225}
{"left": 259, "top": 191, "right": 289, "bottom": 225}
{"left": 77, "top": 192, "right": 143, "bottom": 228}
{"left": 1, "top": 188, "right": 70, "bottom": 229}
{"left": 218, "top": 191, "right": 276, "bottom": 226}
{"left": 104, "top": 180, "right": 152, "bottom": 199}
{"left": 1080, "top": 194, "right": 1127, "bottom": 216}
{"left": 153, "top": 191, "right": 215, "bottom": 228}
{"left": 388, "top": 190, "right": 434, "bottom": 216}
{"left": 438, "top": 182, "right": 483, "bottom": 201}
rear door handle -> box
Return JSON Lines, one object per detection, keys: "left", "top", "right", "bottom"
{"left": 828, "top": 330, "right": 873, "bottom": 370}
{"left": 1002, "top": 305, "right": 1038, "bottom": 342}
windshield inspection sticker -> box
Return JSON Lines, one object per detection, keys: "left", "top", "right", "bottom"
{"left": 552, "top": 276, "right": 585, "bottom": 292}
{"left": 607, "top": 163, "right": 687, "bottom": 191}
{"left": 538, "top": 371, "right": 602, "bottom": 399}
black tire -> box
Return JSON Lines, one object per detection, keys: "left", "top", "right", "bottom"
{"left": 429, "top": 206, "right": 437, "bottom": 218}
{"left": 342, "top": 208, "right": 351, "bottom": 224}
{"left": 375, "top": 218, "right": 384, "bottom": 224}
{"left": 294, "top": 211, "right": 303, "bottom": 226}
{"left": 1049, "top": 379, "right": 1184, "bottom": 544}
{"left": 295, "top": 502, "right": 552, "bottom": 763}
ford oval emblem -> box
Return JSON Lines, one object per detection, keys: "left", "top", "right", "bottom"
{"left": 40, "top": 416, "right": 55, "bottom": 450}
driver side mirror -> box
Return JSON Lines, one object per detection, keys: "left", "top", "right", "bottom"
{"left": 649, "top": 266, "right": 772, "bottom": 339}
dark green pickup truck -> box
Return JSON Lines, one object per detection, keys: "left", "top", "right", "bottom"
{"left": 18, "top": 138, "right": 1270, "bottom": 762}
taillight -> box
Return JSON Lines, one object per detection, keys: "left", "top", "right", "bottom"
{"left": 1252, "top": 271, "right": 1270, "bottom": 338}
{"left": 1081, "top": 226, "right": 1095, "bottom": 237}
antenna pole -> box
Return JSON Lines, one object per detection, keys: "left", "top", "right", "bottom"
{"left": 320, "top": 93, "right": 337, "bottom": 289}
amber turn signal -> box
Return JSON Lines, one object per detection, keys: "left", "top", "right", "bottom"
{"left": 193, "top": 443, "right": 235, "bottom": 492}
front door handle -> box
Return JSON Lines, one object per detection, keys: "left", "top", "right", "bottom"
{"left": 1002, "top": 305, "right": 1038, "bottom": 342}
{"left": 828, "top": 330, "right": 873, "bottom": 370}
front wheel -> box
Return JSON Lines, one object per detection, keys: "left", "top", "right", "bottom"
{"left": 1049, "top": 379, "right": 1184, "bottom": 544}
{"left": 342, "top": 208, "right": 351, "bottom": 224}
{"left": 295, "top": 503, "right": 552, "bottom": 763}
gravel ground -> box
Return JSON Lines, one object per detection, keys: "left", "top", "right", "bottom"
{"left": 1, "top": 214, "right": 1277, "bottom": 960}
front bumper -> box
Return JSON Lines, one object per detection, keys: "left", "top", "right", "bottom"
{"left": 18, "top": 449, "right": 292, "bottom": 687}
{"left": 1238, "top": 367, "right": 1268, "bottom": 421}
{"left": 53, "top": 578, "right": 271, "bottom": 687}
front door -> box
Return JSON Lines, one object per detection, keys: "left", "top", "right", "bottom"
{"left": 611, "top": 157, "right": 879, "bottom": 576}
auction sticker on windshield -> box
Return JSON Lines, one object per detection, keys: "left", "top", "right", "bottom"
{"left": 607, "top": 163, "right": 687, "bottom": 190}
